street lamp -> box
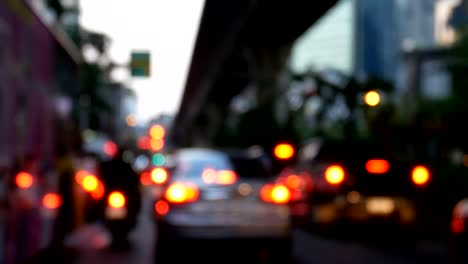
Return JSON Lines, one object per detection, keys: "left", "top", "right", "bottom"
{"left": 364, "top": 90, "right": 381, "bottom": 107}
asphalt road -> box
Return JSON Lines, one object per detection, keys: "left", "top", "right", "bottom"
{"left": 65, "top": 192, "right": 449, "bottom": 264}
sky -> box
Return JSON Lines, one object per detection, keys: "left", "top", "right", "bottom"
{"left": 79, "top": 0, "right": 205, "bottom": 122}
{"left": 291, "top": 0, "right": 354, "bottom": 74}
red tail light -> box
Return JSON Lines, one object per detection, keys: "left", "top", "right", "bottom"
{"left": 285, "top": 174, "right": 303, "bottom": 189}
{"left": 82, "top": 175, "right": 99, "bottom": 192}
{"left": 75, "top": 170, "right": 89, "bottom": 185}
{"left": 108, "top": 191, "right": 126, "bottom": 208}
{"left": 165, "top": 182, "right": 199, "bottom": 204}
{"left": 411, "top": 165, "right": 430, "bottom": 186}
{"left": 452, "top": 217, "right": 465, "bottom": 234}
{"left": 151, "top": 168, "right": 168, "bottom": 184}
{"left": 325, "top": 165, "right": 345, "bottom": 185}
{"left": 260, "top": 184, "right": 291, "bottom": 204}
{"left": 155, "top": 200, "right": 170, "bottom": 216}
{"left": 15, "top": 172, "right": 33, "bottom": 189}
{"left": 140, "top": 172, "right": 152, "bottom": 186}
{"left": 42, "top": 193, "right": 62, "bottom": 209}
{"left": 216, "top": 170, "right": 237, "bottom": 185}
{"left": 90, "top": 181, "right": 105, "bottom": 200}
{"left": 366, "top": 159, "right": 389, "bottom": 174}
{"left": 274, "top": 143, "right": 295, "bottom": 160}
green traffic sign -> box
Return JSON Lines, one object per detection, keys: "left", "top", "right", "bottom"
{"left": 131, "top": 51, "right": 150, "bottom": 77}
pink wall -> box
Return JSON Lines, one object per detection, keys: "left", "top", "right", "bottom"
{"left": 0, "top": 0, "right": 56, "bottom": 168}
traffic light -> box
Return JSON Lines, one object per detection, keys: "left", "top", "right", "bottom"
{"left": 150, "top": 124, "right": 165, "bottom": 139}
{"left": 148, "top": 124, "right": 166, "bottom": 152}
{"left": 152, "top": 153, "right": 166, "bottom": 166}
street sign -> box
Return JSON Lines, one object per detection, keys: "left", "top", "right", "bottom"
{"left": 131, "top": 51, "right": 150, "bottom": 77}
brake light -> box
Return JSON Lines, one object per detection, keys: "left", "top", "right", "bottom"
{"left": 90, "top": 181, "right": 105, "bottom": 200}
{"left": 42, "top": 193, "right": 62, "bottom": 209}
{"left": 165, "top": 182, "right": 199, "bottom": 203}
{"left": 274, "top": 143, "right": 295, "bottom": 160}
{"left": 155, "top": 200, "right": 170, "bottom": 216}
{"left": 216, "top": 170, "right": 237, "bottom": 185}
{"left": 201, "top": 169, "right": 237, "bottom": 185}
{"left": 82, "top": 175, "right": 99, "bottom": 192}
{"left": 75, "top": 170, "right": 89, "bottom": 185}
{"left": 366, "top": 159, "right": 389, "bottom": 174}
{"left": 108, "top": 191, "right": 126, "bottom": 208}
{"left": 412, "top": 165, "right": 430, "bottom": 186}
{"left": 151, "top": 168, "right": 168, "bottom": 184}
{"left": 325, "top": 165, "right": 345, "bottom": 185}
{"left": 285, "top": 175, "right": 303, "bottom": 189}
{"left": 140, "top": 172, "right": 152, "bottom": 186}
{"left": 452, "top": 217, "right": 465, "bottom": 234}
{"left": 260, "top": 184, "right": 291, "bottom": 204}
{"left": 15, "top": 172, "right": 33, "bottom": 189}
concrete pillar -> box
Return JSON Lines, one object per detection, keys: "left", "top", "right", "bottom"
{"left": 244, "top": 44, "right": 293, "bottom": 127}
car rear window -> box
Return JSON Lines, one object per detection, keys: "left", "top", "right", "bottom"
{"left": 174, "top": 151, "right": 231, "bottom": 178}
{"left": 227, "top": 156, "right": 271, "bottom": 179}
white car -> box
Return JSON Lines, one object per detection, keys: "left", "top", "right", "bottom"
{"left": 152, "top": 148, "right": 293, "bottom": 263}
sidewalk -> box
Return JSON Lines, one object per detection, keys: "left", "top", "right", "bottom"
{"left": 26, "top": 223, "right": 110, "bottom": 264}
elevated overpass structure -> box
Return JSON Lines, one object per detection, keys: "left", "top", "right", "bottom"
{"left": 171, "top": 0, "right": 339, "bottom": 147}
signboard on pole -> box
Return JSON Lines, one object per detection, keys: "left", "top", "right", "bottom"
{"left": 131, "top": 51, "right": 150, "bottom": 77}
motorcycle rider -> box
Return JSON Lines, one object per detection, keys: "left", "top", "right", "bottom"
{"left": 98, "top": 146, "right": 141, "bottom": 249}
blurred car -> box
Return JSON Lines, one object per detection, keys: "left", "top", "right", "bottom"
{"left": 449, "top": 198, "right": 468, "bottom": 263}
{"left": 286, "top": 138, "right": 432, "bottom": 236}
{"left": 274, "top": 168, "right": 314, "bottom": 226}
{"left": 152, "top": 148, "right": 292, "bottom": 263}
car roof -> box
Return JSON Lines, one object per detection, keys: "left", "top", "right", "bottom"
{"left": 176, "top": 148, "right": 226, "bottom": 158}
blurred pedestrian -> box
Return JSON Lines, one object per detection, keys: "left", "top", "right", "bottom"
{"left": 48, "top": 145, "right": 77, "bottom": 255}
{"left": 4, "top": 155, "right": 41, "bottom": 264}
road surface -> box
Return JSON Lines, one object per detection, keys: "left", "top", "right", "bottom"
{"left": 60, "top": 191, "right": 449, "bottom": 264}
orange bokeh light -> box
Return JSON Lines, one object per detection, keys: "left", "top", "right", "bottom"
{"left": 108, "top": 191, "right": 126, "bottom": 208}
{"left": 151, "top": 168, "right": 168, "bottom": 184}
{"left": 325, "top": 165, "right": 345, "bottom": 185}
{"left": 274, "top": 143, "right": 295, "bottom": 160}
{"left": 412, "top": 166, "right": 430, "bottom": 186}
{"left": 90, "top": 181, "right": 105, "bottom": 200}
{"left": 150, "top": 138, "right": 164, "bottom": 151}
{"left": 286, "top": 175, "right": 302, "bottom": 189}
{"left": 155, "top": 200, "right": 169, "bottom": 215}
{"left": 16, "top": 172, "right": 33, "bottom": 189}
{"left": 75, "top": 170, "right": 89, "bottom": 185}
{"left": 82, "top": 175, "right": 98, "bottom": 192}
{"left": 271, "top": 185, "right": 291, "bottom": 204}
{"left": 140, "top": 172, "right": 152, "bottom": 186}
{"left": 42, "top": 193, "right": 62, "bottom": 209}
{"left": 216, "top": 170, "right": 237, "bottom": 185}
{"left": 366, "top": 159, "right": 390, "bottom": 174}
{"left": 150, "top": 125, "right": 165, "bottom": 139}
{"left": 260, "top": 184, "right": 291, "bottom": 204}
{"left": 165, "top": 182, "right": 199, "bottom": 203}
